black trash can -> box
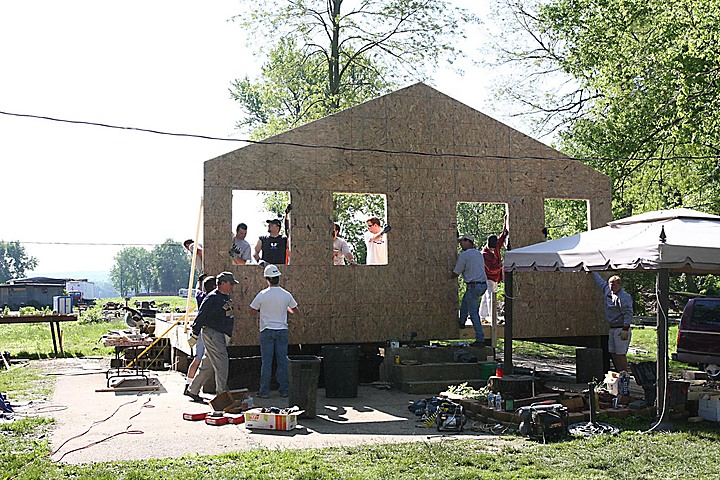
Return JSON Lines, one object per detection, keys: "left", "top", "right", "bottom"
{"left": 321, "top": 345, "right": 361, "bottom": 398}
{"left": 288, "top": 355, "right": 321, "bottom": 418}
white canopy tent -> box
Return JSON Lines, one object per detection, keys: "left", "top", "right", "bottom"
{"left": 504, "top": 208, "right": 720, "bottom": 427}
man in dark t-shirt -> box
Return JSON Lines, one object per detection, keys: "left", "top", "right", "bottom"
{"left": 254, "top": 219, "right": 288, "bottom": 265}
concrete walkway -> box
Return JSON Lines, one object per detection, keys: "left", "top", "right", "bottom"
{"left": 47, "top": 359, "right": 493, "bottom": 464}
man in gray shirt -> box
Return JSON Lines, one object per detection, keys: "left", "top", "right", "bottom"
{"left": 230, "top": 223, "right": 252, "bottom": 265}
{"left": 592, "top": 272, "right": 633, "bottom": 372}
{"left": 452, "top": 234, "right": 488, "bottom": 346}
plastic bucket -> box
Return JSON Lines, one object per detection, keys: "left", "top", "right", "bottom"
{"left": 479, "top": 362, "right": 495, "bottom": 381}
{"left": 288, "top": 355, "right": 321, "bottom": 418}
{"left": 321, "top": 345, "right": 361, "bottom": 398}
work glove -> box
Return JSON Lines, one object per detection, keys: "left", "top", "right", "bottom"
{"left": 382, "top": 225, "right": 392, "bottom": 234}
{"left": 620, "top": 329, "right": 629, "bottom": 341}
{"left": 285, "top": 204, "right": 292, "bottom": 214}
{"left": 229, "top": 244, "right": 241, "bottom": 256}
{"left": 188, "top": 333, "right": 198, "bottom": 348}
{"left": 258, "top": 260, "right": 267, "bottom": 268}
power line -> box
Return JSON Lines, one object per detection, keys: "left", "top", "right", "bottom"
{"left": 2, "top": 109, "right": 720, "bottom": 162}
{"left": 11, "top": 241, "right": 184, "bottom": 247}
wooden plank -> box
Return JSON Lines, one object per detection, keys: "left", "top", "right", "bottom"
{"left": 0, "top": 314, "right": 78, "bottom": 325}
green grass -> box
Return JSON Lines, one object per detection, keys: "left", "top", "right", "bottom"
{"left": 0, "top": 320, "right": 127, "bottom": 360}
{"left": 0, "top": 296, "right": 190, "bottom": 360}
{"left": 1, "top": 415, "right": 719, "bottom": 479}
{"left": 2, "top": 311, "right": 719, "bottom": 478}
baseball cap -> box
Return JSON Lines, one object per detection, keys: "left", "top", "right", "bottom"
{"left": 216, "top": 271, "right": 239, "bottom": 284}
{"left": 263, "top": 265, "right": 281, "bottom": 278}
{"left": 458, "top": 234, "right": 475, "bottom": 243}
{"left": 266, "top": 219, "right": 282, "bottom": 226}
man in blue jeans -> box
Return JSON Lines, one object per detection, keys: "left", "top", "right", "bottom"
{"left": 451, "top": 234, "right": 488, "bottom": 346}
{"left": 250, "top": 264, "right": 299, "bottom": 398}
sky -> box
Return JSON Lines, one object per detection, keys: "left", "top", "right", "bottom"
{"left": 0, "top": 0, "right": 527, "bottom": 280}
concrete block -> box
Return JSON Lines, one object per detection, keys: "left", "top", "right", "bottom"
{"left": 683, "top": 370, "right": 708, "bottom": 381}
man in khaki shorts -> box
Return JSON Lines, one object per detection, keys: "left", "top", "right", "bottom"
{"left": 592, "top": 272, "right": 633, "bottom": 372}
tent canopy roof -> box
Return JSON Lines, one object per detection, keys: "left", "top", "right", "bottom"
{"left": 505, "top": 208, "right": 720, "bottom": 274}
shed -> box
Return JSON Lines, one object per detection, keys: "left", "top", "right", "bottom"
{"left": 203, "top": 83, "right": 612, "bottom": 347}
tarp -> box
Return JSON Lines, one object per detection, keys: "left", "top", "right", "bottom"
{"left": 505, "top": 208, "right": 720, "bottom": 274}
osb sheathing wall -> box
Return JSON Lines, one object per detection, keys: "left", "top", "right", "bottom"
{"left": 204, "top": 83, "right": 613, "bottom": 346}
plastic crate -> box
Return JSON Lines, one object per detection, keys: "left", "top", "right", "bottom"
{"left": 698, "top": 397, "right": 720, "bottom": 422}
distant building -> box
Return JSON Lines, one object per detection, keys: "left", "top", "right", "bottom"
{"left": 0, "top": 277, "right": 66, "bottom": 310}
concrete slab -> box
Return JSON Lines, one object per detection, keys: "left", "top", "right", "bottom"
{"left": 47, "top": 359, "right": 494, "bottom": 465}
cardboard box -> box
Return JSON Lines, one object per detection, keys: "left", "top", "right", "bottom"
{"left": 244, "top": 408, "right": 304, "bottom": 431}
{"left": 226, "top": 414, "right": 245, "bottom": 425}
{"left": 209, "top": 389, "right": 249, "bottom": 413}
{"left": 205, "top": 416, "right": 230, "bottom": 426}
{"left": 183, "top": 411, "right": 209, "bottom": 421}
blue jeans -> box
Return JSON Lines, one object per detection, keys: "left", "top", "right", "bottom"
{"left": 259, "top": 328, "right": 289, "bottom": 395}
{"left": 460, "top": 283, "right": 487, "bottom": 342}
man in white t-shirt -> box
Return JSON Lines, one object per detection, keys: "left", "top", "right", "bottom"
{"left": 230, "top": 223, "right": 252, "bottom": 265}
{"left": 249, "top": 264, "right": 299, "bottom": 398}
{"left": 333, "top": 223, "right": 355, "bottom": 265}
{"left": 363, "top": 216, "right": 389, "bottom": 265}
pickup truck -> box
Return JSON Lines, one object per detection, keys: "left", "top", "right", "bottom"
{"left": 672, "top": 298, "right": 720, "bottom": 379}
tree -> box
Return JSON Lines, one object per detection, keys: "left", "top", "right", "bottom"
{"left": 231, "top": 39, "right": 392, "bottom": 139}
{"left": 0, "top": 240, "right": 38, "bottom": 283}
{"left": 492, "top": 0, "right": 720, "bottom": 309}
{"left": 231, "top": 0, "right": 477, "bottom": 138}
{"left": 152, "top": 240, "right": 191, "bottom": 294}
{"left": 493, "top": 0, "right": 720, "bottom": 218}
{"left": 110, "top": 247, "right": 150, "bottom": 297}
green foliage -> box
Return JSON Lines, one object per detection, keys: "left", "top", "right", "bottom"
{"left": 544, "top": 199, "right": 588, "bottom": 240}
{"left": 334, "top": 193, "right": 386, "bottom": 264}
{"left": 77, "top": 304, "right": 104, "bottom": 324}
{"left": 497, "top": 0, "right": 720, "bottom": 217}
{"left": 456, "top": 203, "right": 506, "bottom": 244}
{"left": 446, "top": 382, "right": 489, "bottom": 400}
{"left": 109, "top": 240, "right": 190, "bottom": 296}
{"left": 494, "top": 0, "right": 720, "bottom": 304}
{"left": 0, "top": 240, "right": 38, "bottom": 283}
{"left": 231, "top": 0, "right": 477, "bottom": 138}
{"left": 231, "top": 38, "right": 392, "bottom": 139}
{"left": 151, "top": 239, "right": 191, "bottom": 294}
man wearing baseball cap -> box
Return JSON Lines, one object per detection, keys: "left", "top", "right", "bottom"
{"left": 250, "top": 264, "right": 299, "bottom": 398}
{"left": 451, "top": 234, "right": 488, "bottom": 346}
{"left": 254, "top": 218, "right": 289, "bottom": 265}
{"left": 184, "top": 271, "right": 239, "bottom": 403}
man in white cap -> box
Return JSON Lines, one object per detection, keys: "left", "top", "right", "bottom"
{"left": 451, "top": 234, "right": 488, "bottom": 346}
{"left": 184, "top": 271, "right": 238, "bottom": 403}
{"left": 250, "top": 264, "right": 299, "bottom": 398}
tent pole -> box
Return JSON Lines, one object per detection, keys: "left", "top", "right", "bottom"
{"left": 652, "top": 268, "right": 671, "bottom": 430}
{"left": 503, "top": 269, "right": 514, "bottom": 375}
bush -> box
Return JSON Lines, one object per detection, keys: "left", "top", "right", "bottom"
{"left": 78, "top": 305, "right": 104, "bottom": 324}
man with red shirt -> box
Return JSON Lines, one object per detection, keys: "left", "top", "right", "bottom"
{"left": 480, "top": 215, "right": 508, "bottom": 322}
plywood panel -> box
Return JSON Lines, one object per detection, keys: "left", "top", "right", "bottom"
{"left": 204, "top": 83, "right": 611, "bottom": 346}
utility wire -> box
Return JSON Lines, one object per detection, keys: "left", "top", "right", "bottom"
{"left": 3, "top": 109, "right": 720, "bottom": 163}
{"left": 15, "top": 241, "right": 184, "bottom": 247}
